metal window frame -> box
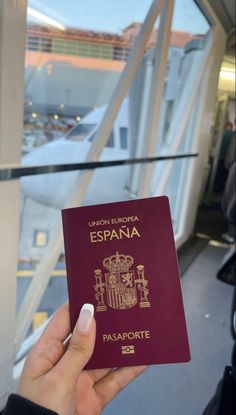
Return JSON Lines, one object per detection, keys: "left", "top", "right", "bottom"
{"left": 176, "top": 23, "right": 227, "bottom": 248}
{"left": 0, "top": 0, "right": 27, "bottom": 408}
{"left": 138, "top": 0, "right": 175, "bottom": 197}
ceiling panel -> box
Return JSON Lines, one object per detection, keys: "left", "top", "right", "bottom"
{"left": 209, "top": 0, "right": 235, "bottom": 32}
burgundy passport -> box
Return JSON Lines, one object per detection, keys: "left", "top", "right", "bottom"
{"left": 62, "top": 196, "right": 190, "bottom": 369}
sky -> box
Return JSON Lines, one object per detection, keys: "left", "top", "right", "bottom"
{"left": 28, "top": 0, "right": 210, "bottom": 35}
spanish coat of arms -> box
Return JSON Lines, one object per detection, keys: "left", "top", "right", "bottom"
{"left": 94, "top": 252, "right": 150, "bottom": 311}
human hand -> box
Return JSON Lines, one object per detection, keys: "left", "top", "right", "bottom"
{"left": 17, "top": 303, "right": 147, "bottom": 415}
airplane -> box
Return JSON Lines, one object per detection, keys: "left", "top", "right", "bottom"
{"left": 21, "top": 99, "right": 130, "bottom": 208}
{"left": 21, "top": 43, "right": 207, "bottom": 210}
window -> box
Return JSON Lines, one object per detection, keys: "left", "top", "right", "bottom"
{"left": 1, "top": 2, "right": 228, "bottom": 408}
{"left": 162, "top": 100, "right": 174, "bottom": 143}
{"left": 52, "top": 39, "right": 65, "bottom": 54}
{"left": 66, "top": 124, "right": 96, "bottom": 141}
{"left": 34, "top": 230, "right": 49, "bottom": 247}
{"left": 27, "top": 35, "right": 40, "bottom": 51}
{"left": 16, "top": 0, "right": 214, "bottom": 348}
{"left": 113, "top": 46, "right": 130, "bottom": 61}
{"left": 120, "top": 127, "right": 128, "bottom": 149}
{"left": 41, "top": 37, "right": 52, "bottom": 52}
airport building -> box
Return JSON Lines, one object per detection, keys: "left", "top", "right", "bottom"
{"left": 25, "top": 23, "right": 197, "bottom": 116}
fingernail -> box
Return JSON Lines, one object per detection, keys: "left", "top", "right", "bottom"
{"left": 76, "top": 303, "right": 94, "bottom": 335}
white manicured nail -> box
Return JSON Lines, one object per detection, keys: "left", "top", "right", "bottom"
{"left": 76, "top": 303, "right": 94, "bottom": 335}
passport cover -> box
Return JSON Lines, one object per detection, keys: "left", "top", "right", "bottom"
{"left": 62, "top": 196, "right": 190, "bottom": 369}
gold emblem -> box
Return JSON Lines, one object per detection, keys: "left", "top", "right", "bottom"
{"left": 122, "top": 345, "right": 135, "bottom": 354}
{"left": 94, "top": 252, "right": 150, "bottom": 312}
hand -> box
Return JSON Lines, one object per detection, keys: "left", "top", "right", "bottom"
{"left": 17, "top": 303, "right": 147, "bottom": 415}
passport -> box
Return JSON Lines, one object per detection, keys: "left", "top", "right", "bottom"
{"left": 62, "top": 196, "right": 190, "bottom": 369}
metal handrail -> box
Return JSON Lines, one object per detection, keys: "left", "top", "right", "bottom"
{"left": 0, "top": 153, "right": 198, "bottom": 181}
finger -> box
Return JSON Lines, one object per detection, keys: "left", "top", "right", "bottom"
{"left": 94, "top": 365, "right": 148, "bottom": 407}
{"left": 23, "top": 303, "right": 71, "bottom": 378}
{"left": 55, "top": 304, "right": 96, "bottom": 383}
{"left": 40, "top": 303, "right": 71, "bottom": 341}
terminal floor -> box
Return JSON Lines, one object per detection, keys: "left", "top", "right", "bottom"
{"left": 103, "top": 205, "right": 234, "bottom": 415}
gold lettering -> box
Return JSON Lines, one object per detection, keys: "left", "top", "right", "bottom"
{"left": 89, "top": 216, "right": 140, "bottom": 227}
{"left": 90, "top": 231, "right": 97, "bottom": 243}
{"left": 100, "top": 219, "right": 110, "bottom": 226}
{"left": 110, "top": 229, "right": 120, "bottom": 240}
{"left": 103, "top": 230, "right": 111, "bottom": 241}
{"left": 131, "top": 227, "right": 140, "bottom": 238}
{"left": 102, "top": 330, "right": 151, "bottom": 342}
{"left": 97, "top": 231, "right": 103, "bottom": 242}
{"left": 90, "top": 225, "right": 141, "bottom": 243}
{"left": 119, "top": 226, "right": 130, "bottom": 239}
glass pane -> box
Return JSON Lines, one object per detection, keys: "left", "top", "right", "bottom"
{"left": 18, "top": 0, "right": 210, "bottom": 345}
{"left": 19, "top": 0, "right": 156, "bottom": 342}
{"left": 151, "top": 1, "right": 210, "bottom": 234}
{"left": 173, "top": 0, "right": 209, "bottom": 34}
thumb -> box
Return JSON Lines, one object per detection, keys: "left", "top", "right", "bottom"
{"left": 56, "top": 303, "right": 96, "bottom": 382}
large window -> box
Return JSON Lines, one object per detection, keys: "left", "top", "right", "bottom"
{"left": 18, "top": 0, "right": 210, "bottom": 341}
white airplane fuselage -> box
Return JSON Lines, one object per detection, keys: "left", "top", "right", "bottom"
{"left": 21, "top": 100, "right": 129, "bottom": 208}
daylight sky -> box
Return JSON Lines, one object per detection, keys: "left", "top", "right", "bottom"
{"left": 28, "top": 0, "right": 210, "bottom": 35}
